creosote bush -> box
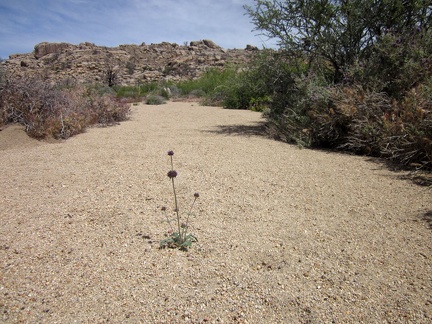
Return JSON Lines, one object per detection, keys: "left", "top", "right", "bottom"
{"left": 160, "top": 150, "right": 199, "bottom": 251}
{"left": 0, "top": 75, "right": 130, "bottom": 139}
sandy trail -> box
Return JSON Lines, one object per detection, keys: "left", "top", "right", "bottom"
{"left": 1, "top": 101, "right": 431, "bottom": 323}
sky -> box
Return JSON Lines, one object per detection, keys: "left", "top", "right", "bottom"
{"left": 0, "top": 0, "right": 276, "bottom": 59}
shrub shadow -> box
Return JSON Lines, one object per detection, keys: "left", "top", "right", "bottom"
{"left": 422, "top": 211, "right": 432, "bottom": 230}
{"left": 204, "top": 121, "right": 268, "bottom": 137}
{"left": 365, "top": 156, "right": 432, "bottom": 187}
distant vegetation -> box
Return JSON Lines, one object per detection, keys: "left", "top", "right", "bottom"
{"left": 115, "top": 67, "right": 240, "bottom": 106}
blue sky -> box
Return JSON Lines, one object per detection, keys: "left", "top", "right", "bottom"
{"left": 0, "top": 0, "right": 275, "bottom": 59}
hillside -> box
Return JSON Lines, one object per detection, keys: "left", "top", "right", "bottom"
{"left": 2, "top": 40, "right": 258, "bottom": 86}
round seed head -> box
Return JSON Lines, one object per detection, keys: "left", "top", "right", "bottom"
{"left": 194, "top": 192, "right": 200, "bottom": 198}
{"left": 167, "top": 150, "right": 174, "bottom": 156}
{"left": 167, "top": 170, "right": 177, "bottom": 178}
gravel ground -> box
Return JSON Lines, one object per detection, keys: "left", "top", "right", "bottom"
{"left": 0, "top": 101, "right": 431, "bottom": 323}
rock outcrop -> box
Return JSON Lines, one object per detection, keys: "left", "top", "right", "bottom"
{"left": 4, "top": 40, "right": 258, "bottom": 85}
{"left": 245, "top": 44, "right": 259, "bottom": 51}
{"left": 33, "top": 42, "right": 71, "bottom": 59}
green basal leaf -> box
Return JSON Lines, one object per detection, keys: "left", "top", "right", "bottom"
{"left": 182, "top": 240, "right": 192, "bottom": 247}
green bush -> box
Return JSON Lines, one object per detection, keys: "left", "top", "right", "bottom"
{"left": 223, "top": 31, "right": 431, "bottom": 168}
{"left": 238, "top": 50, "right": 431, "bottom": 168}
{"left": 116, "top": 82, "right": 161, "bottom": 100}
{"left": 264, "top": 72, "right": 321, "bottom": 147}
{"left": 240, "top": 0, "right": 432, "bottom": 169}
{"left": 176, "top": 67, "right": 238, "bottom": 104}
{"left": 221, "top": 50, "right": 309, "bottom": 111}
{"left": 347, "top": 28, "right": 432, "bottom": 98}
{"left": 116, "top": 82, "right": 180, "bottom": 103}
{"left": 115, "top": 85, "right": 142, "bottom": 100}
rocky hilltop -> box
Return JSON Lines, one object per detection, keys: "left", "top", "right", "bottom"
{"left": 3, "top": 40, "right": 258, "bottom": 85}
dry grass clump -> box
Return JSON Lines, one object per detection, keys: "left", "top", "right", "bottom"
{"left": 264, "top": 79, "right": 431, "bottom": 170}
{"left": 0, "top": 76, "right": 130, "bottom": 139}
{"left": 321, "top": 85, "right": 431, "bottom": 169}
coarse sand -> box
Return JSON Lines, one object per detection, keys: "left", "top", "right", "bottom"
{"left": 0, "top": 101, "right": 431, "bottom": 323}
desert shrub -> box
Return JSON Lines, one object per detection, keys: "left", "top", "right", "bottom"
{"left": 0, "top": 76, "right": 68, "bottom": 137}
{"left": 260, "top": 69, "right": 431, "bottom": 168}
{"left": 146, "top": 95, "right": 166, "bottom": 105}
{"left": 166, "top": 84, "right": 181, "bottom": 98}
{"left": 175, "top": 79, "right": 198, "bottom": 96}
{"left": 85, "top": 82, "right": 116, "bottom": 96}
{"left": 378, "top": 82, "right": 432, "bottom": 168}
{"left": 115, "top": 85, "right": 142, "bottom": 101}
{"left": 82, "top": 86, "right": 130, "bottom": 125}
{"left": 215, "top": 71, "right": 253, "bottom": 109}
{"left": 160, "top": 87, "right": 172, "bottom": 99}
{"left": 125, "top": 60, "right": 136, "bottom": 75}
{"left": 346, "top": 28, "right": 432, "bottom": 99}
{"left": 135, "top": 82, "right": 160, "bottom": 95}
{"left": 116, "top": 82, "right": 168, "bottom": 101}
{"left": 304, "top": 86, "right": 390, "bottom": 153}
{"left": 328, "top": 84, "right": 431, "bottom": 168}
{"left": 188, "top": 89, "right": 206, "bottom": 98}
{"left": 118, "top": 65, "right": 265, "bottom": 106}
{"left": 297, "top": 82, "right": 431, "bottom": 168}
{"left": 0, "top": 75, "right": 130, "bottom": 139}
{"left": 241, "top": 0, "right": 432, "bottom": 169}
{"left": 175, "top": 67, "right": 238, "bottom": 104}
{"left": 219, "top": 60, "right": 292, "bottom": 110}
{"left": 227, "top": 51, "right": 317, "bottom": 145}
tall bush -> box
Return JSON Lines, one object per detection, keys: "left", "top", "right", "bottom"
{"left": 346, "top": 28, "right": 432, "bottom": 98}
{"left": 240, "top": 0, "right": 432, "bottom": 169}
{"left": 246, "top": 0, "right": 431, "bottom": 83}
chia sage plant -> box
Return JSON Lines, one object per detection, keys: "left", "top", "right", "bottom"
{"left": 160, "top": 150, "right": 199, "bottom": 250}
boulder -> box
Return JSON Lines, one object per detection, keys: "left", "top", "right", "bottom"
{"left": 190, "top": 40, "right": 203, "bottom": 47}
{"left": 245, "top": 44, "right": 259, "bottom": 51}
{"left": 34, "top": 42, "right": 71, "bottom": 59}
{"left": 203, "top": 39, "right": 220, "bottom": 49}
{"left": 9, "top": 54, "right": 24, "bottom": 59}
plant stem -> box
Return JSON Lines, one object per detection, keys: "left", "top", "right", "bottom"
{"left": 171, "top": 177, "right": 181, "bottom": 241}
{"left": 184, "top": 197, "right": 197, "bottom": 232}
{"left": 163, "top": 209, "right": 174, "bottom": 232}
{"left": 170, "top": 155, "right": 174, "bottom": 171}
